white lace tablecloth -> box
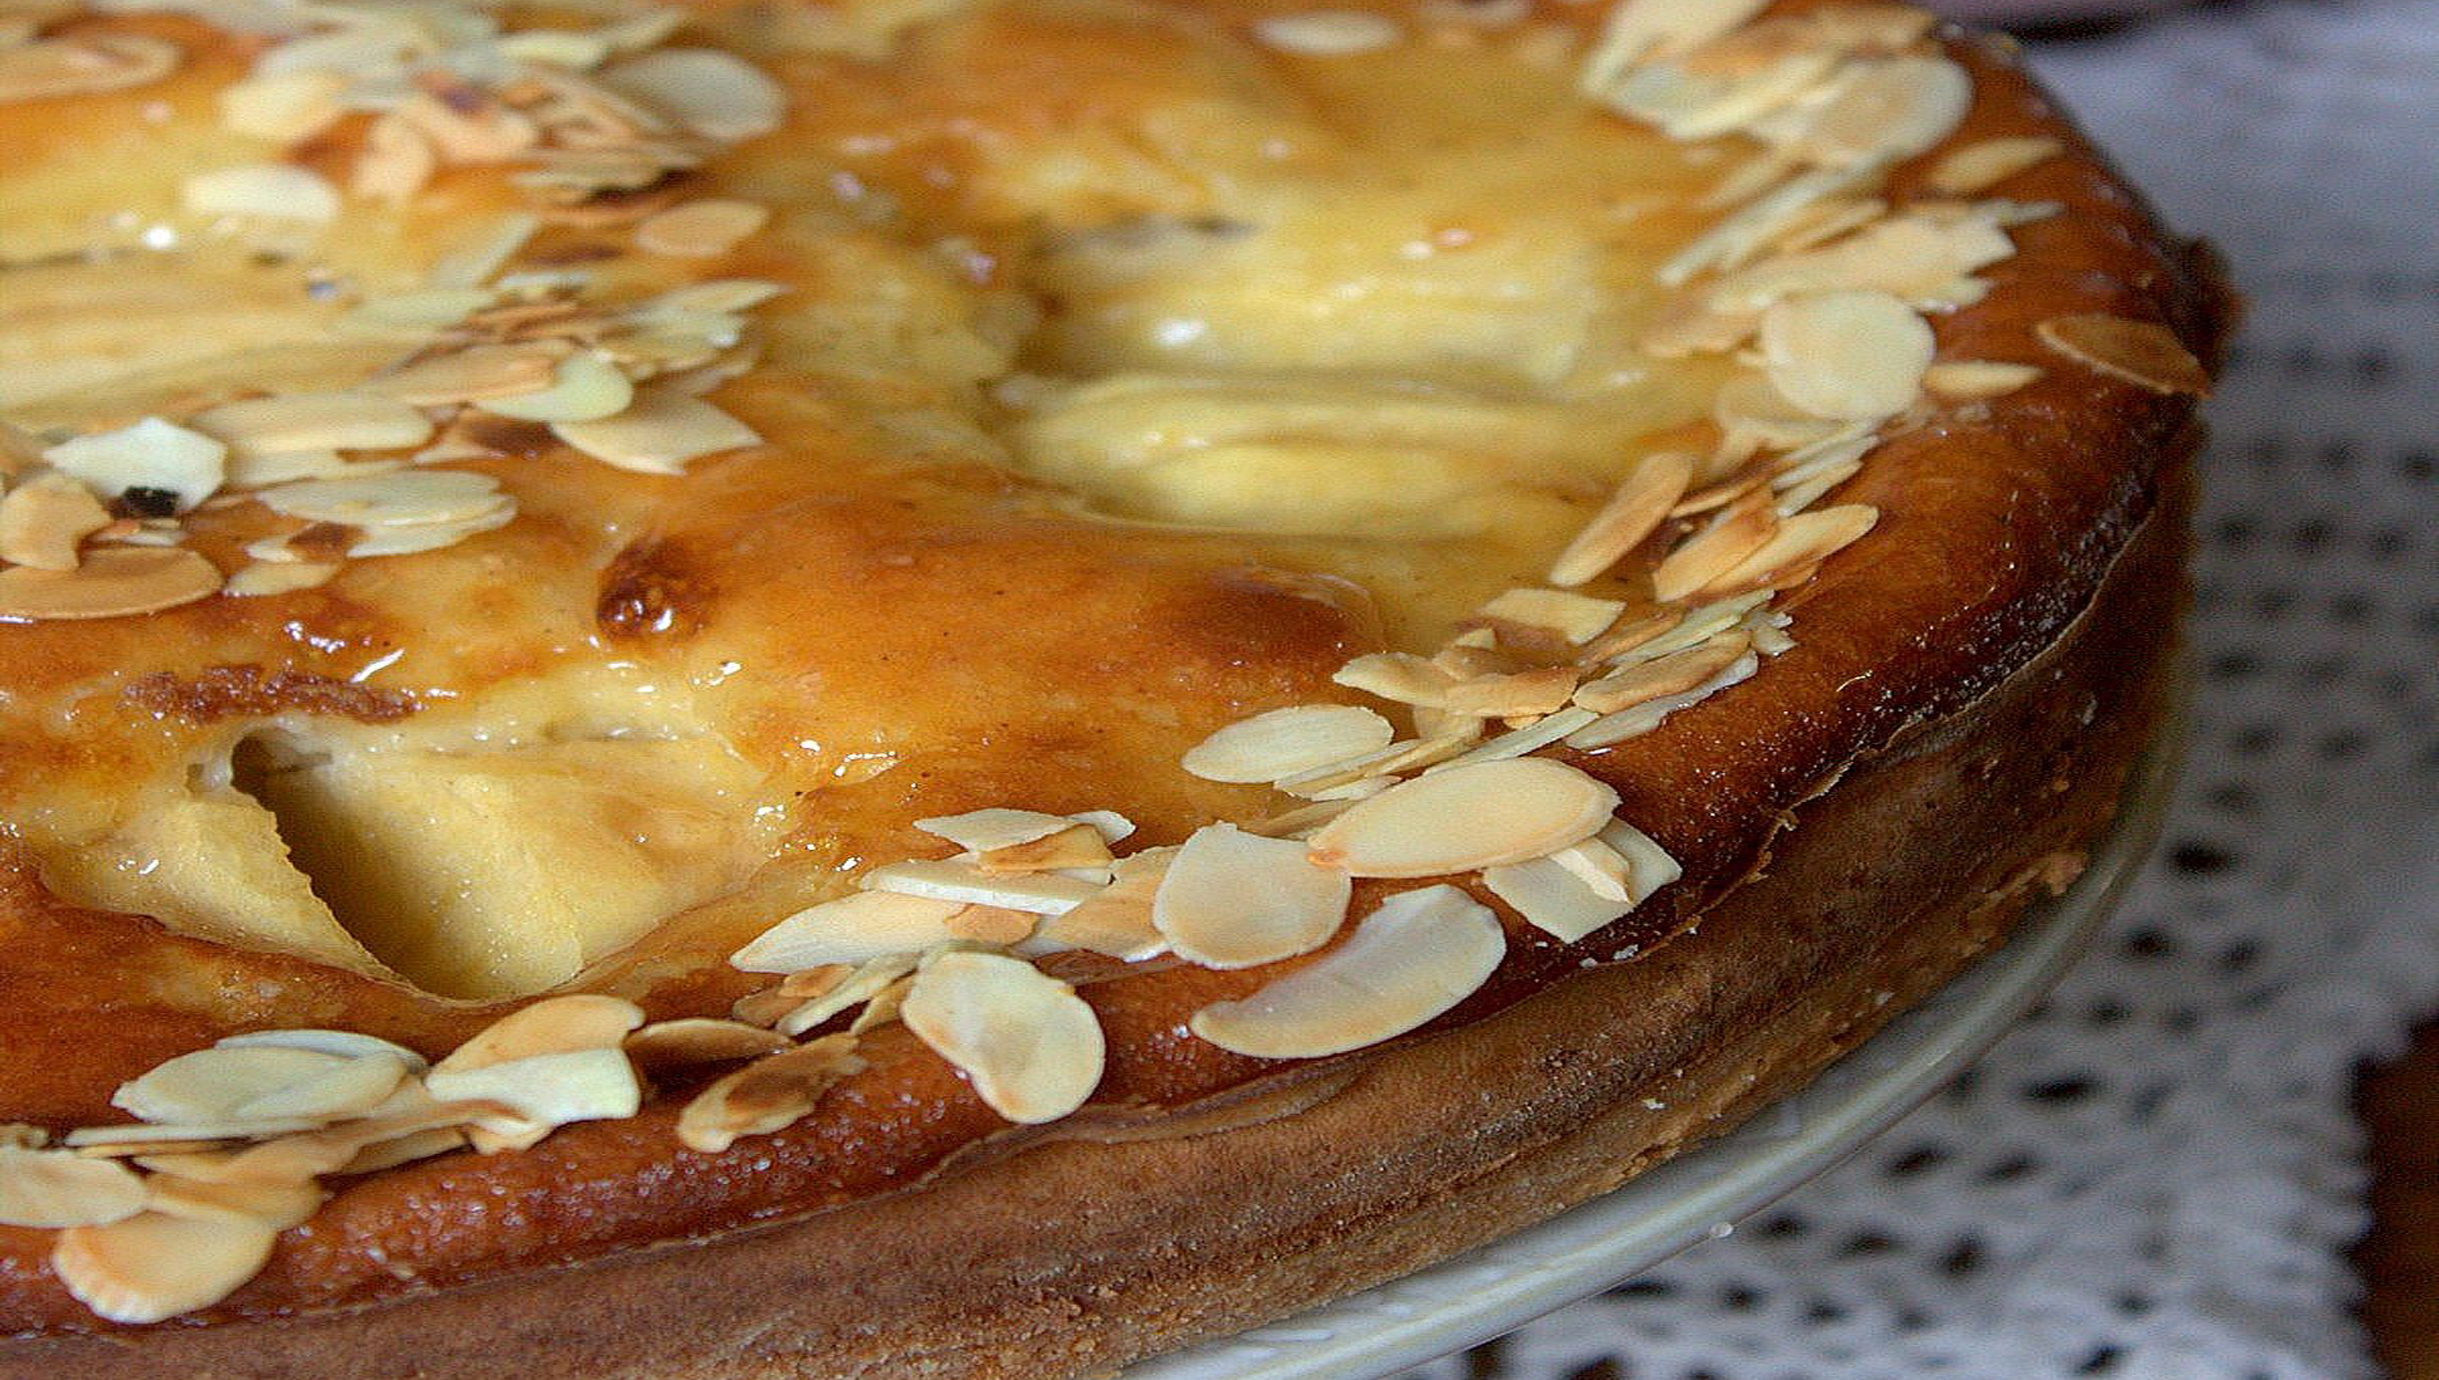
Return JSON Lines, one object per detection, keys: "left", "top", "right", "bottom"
{"left": 1402, "top": 2, "right": 2439, "bottom": 1375}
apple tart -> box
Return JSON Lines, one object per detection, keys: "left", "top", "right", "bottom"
{"left": 0, "top": 0, "right": 2228, "bottom": 1372}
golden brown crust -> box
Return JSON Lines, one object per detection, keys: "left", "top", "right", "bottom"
{"left": 0, "top": 0, "right": 2232, "bottom": 1364}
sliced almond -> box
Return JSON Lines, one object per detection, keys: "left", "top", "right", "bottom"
{"left": 423, "top": 1047, "right": 641, "bottom": 1149}
{"left": 1565, "top": 646, "right": 1759, "bottom": 749}
{"left": 1790, "top": 56, "right": 1972, "bottom": 168}
{"left": 0, "top": 547, "right": 222, "bottom": 620}
{"left": 945, "top": 903, "right": 1038, "bottom": 944}
{"left": 344, "top": 504, "right": 513, "bottom": 557}
{"left": 901, "top": 951, "right": 1104, "bottom": 1124}
{"left": 1273, "top": 732, "right": 1476, "bottom": 798}
{"left": 1254, "top": 10, "right": 1402, "bottom": 55}
{"left": 352, "top": 113, "right": 436, "bottom": 203}
{"left": 0, "top": 33, "right": 180, "bottom": 102}
{"left": 550, "top": 386, "right": 760, "bottom": 474}
{"left": 1153, "top": 824, "right": 1351, "bottom": 969}
{"left": 432, "top": 994, "right": 644, "bottom": 1075}
{"left": 1548, "top": 450, "right": 1695, "bottom": 587}
{"left": 0, "top": 1148, "right": 145, "bottom": 1228}
{"left": 1188, "top": 885, "right": 1505, "bottom": 1059}
{"left": 255, "top": 470, "right": 504, "bottom": 528}
{"left": 143, "top": 1175, "right": 322, "bottom": 1232}
{"left": 1923, "top": 360, "right": 2043, "bottom": 400}
{"left": 636, "top": 199, "right": 770, "bottom": 257}
{"left": 1307, "top": 757, "right": 1618, "bottom": 878}
{"left": 1652, "top": 490, "right": 1776, "bottom": 603}
{"left": 624, "top": 1019, "right": 794, "bottom": 1071}
{"left": 63, "top": 1118, "right": 320, "bottom": 1153}
{"left": 371, "top": 345, "right": 570, "bottom": 409}
{"left": 1582, "top": 0, "right": 1770, "bottom": 85}
{"left": 474, "top": 351, "right": 634, "bottom": 424}
{"left": 1574, "top": 631, "right": 1752, "bottom": 713}
{"left": 44, "top": 417, "right": 225, "bottom": 512}
{"left": 1330, "top": 651, "right": 1457, "bottom": 708}
{"left": 1926, "top": 135, "right": 2063, "bottom": 196}
{"left": 2036, "top": 314, "right": 2211, "bottom": 396}
{"left": 0, "top": 471, "right": 110, "bottom": 571}
{"left": 1182, "top": 704, "right": 1395, "bottom": 784}
{"left": 975, "top": 824, "right": 1113, "bottom": 875}
{"left": 1483, "top": 834, "right": 1648, "bottom": 943}
{"left": 1694, "top": 503, "right": 1877, "bottom": 597}
{"left": 732, "top": 891, "right": 965, "bottom": 972}
{"left": 1429, "top": 706, "right": 1599, "bottom": 770}
{"left": 1440, "top": 665, "right": 1581, "bottom": 718}
{"left": 911, "top": 807, "right": 1077, "bottom": 854}
{"left": 192, "top": 391, "right": 434, "bottom": 458}
{"left": 676, "top": 1035, "right": 864, "bottom": 1153}
{"left": 600, "top": 48, "right": 785, "bottom": 140}
{"left": 1759, "top": 289, "right": 1934, "bottom": 421}
{"left": 53, "top": 1211, "right": 276, "bottom": 1324}
{"left": 217, "top": 68, "right": 345, "bottom": 141}
{"left": 1473, "top": 588, "right": 1628, "bottom": 645}
{"left": 225, "top": 561, "right": 340, "bottom": 597}
{"left": 216, "top": 1030, "right": 428, "bottom": 1072}
{"left": 1031, "top": 848, "right": 1172, "bottom": 962}
{"left": 859, "top": 859, "right": 1101, "bottom": 915}
{"left": 183, "top": 163, "right": 339, "bottom": 223}
{"left": 776, "top": 953, "right": 920, "bottom": 1037}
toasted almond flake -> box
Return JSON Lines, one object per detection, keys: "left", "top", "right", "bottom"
{"left": 1574, "top": 631, "right": 1752, "bottom": 713}
{"left": 860, "top": 859, "right": 1102, "bottom": 915}
{"left": 901, "top": 951, "right": 1104, "bottom": 1124}
{"left": 352, "top": 113, "right": 435, "bottom": 203}
{"left": 182, "top": 162, "right": 339, "bottom": 223}
{"left": 1582, "top": 0, "right": 1769, "bottom": 86}
{"left": 601, "top": 48, "right": 785, "bottom": 140}
{"left": 226, "top": 448, "right": 372, "bottom": 486}
{"left": 1189, "top": 885, "right": 1505, "bottom": 1059}
{"left": 1695, "top": 503, "right": 1877, "bottom": 597}
{"left": 44, "top": 417, "right": 226, "bottom": 513}
{"left": 779, "top": 966, "right": 854, "bottom": 998}
{"left": 1273, "top": 732, "right": 1476, "bottom": 798}
{"left": 256, "top": 470, "right": 503, "bottom": 528}
{"left": 944, "top": 903, "right": 1038, "bottom": 944}
{"left": 53, "top": 1211, "right": 276, "bottom": 1325}
{"left": 1923, "top": 359, "right": 2043, "bottom": 400}
{"left": 0, "top": 471, "right": 110, "bottom": 571}
{"left": 434, "top": 994, "right": 643, "bottom": 1075}
{"left": 913, "top": 808, "right": 1077, "bottom": 854}
{"left": 1597, "top": 817, "right": 1683, "bottom": 899}
{"left": 425, "top": 213, "right": 541, "bottom": 290}
{"left": 1307, "top": 757, "right": 1618, "bottom": 878}
{"left": 217, "top": 68, "right": 344, "bottom": 141}
{"left": 1182, "top": 704, "right": 1395, "bottom": 784}
{"left": 1330, "top": 651, "right": 1457, "bottom": 708}
{"left": 1791, "top": 56, "right": 1972, "bottom": 168}
{"left": 345, "top": 504, "right": 513, "bottom": 556}
{"left": 1548, "top": 450, "right": 1694, "bottom": 587}
{"left": 2036, "top": 314, "right": 2212, "bottom": 396}
{"left": 423, "top": 1048, "right": 641, "bottom": 1149}
{"left": 1440, "top": 665, "right": 1581, "bottom": 718}
{"left": 1713, "top": 373, "right": 1848, "bottom": 452}
{"left": 227, "top": 1053, "right": 410, "bottom": 1123}
{"left": 0, "top": 547, "right": 222, "bottom": 621}
{"left": 1623, "top": 590, "right": 1769, "bottom": 659}
{"left": 224, "top": 560, "right": 340, "bottom": 597}
{"left": 63, "top": 1118, "right": 320, "bottom": 1152}
{"left": 473, "top": 351, "right": 634, "bottom": 424}
{"left": 849, "top": 977, "right": 913, "bottom": 1033}
{"left": 338, "top": 1127, "right": 468, "bottom": 1175}
{"left": 0, "top": 32, "right": 180, "bottom": 102}
{"left": 732, "top": 891, "right": 964, "bottom": 972}
{"left": 1428, "top": 706, "right": 1600, "bottom": 770}
{"left": 677, "top": 1035, "right": 864, "bottom": 1153}
{"left": 636, "top": 199, "right": 770, "bottom": 257}
{"left": 1927, "top": 135, "right": 2063, "bottom": 196}
{"left": 624, "top": 1019, "right": 794, "bottom": 1071}
{"left": 0, "top": 1148, "right": 144, "bottom": 1229}
{"left": 1241, "top": 798, "right": 1363, "bottom": 840}
{"left": 132, "top": 1101, "right": 494, "bottom": 1186}
{"left": 1473, "top": 588, "right": 1628, "bottom": 645}
{"left": 371, "top": 343, "right": 575, "bottom": 407}
{"left": 396, "top": 89, "right": 539, "bottom": 163}
{"left": 1658, "top": 166, "right": 1866, "bottom": 287}
{"left": 344, "top": 288, "right": 495, "bottom": 334}
{"left": 1581, "top": 609, "right": 1679, "bottom": 663}
{"left": 1254, "top": 10, "right": 1401, "bottom": 54}
{"left": 1481, "top": 849, "right": 1632, "bottom": 942}
{"left": 1759, "top": 289, "right": 1934, "bottom": 421}
{"left": 652, "top": 279, "right": 787, "bottom": 315}
{"left": 550, "top": 386, "right": 760, "bottom": 474}
{"left": 1030, "top": 848, "right": 1172, "bottom": 961}
{"left": 1652, "top": 490, "right": 1775, "bottom": 603}
{"left": 114, "top": 1046, "right": 352, "bottom": 1125}
{"left": 976, "top": 823, "right": 1113, "bottom": 875}
{"left": 143, "top": 1175, "right": 322, "bottom": 1231}
{"left": 217, "top": 1029, "right": 427, "bottom": 1071}
{"left": 1564, "top": 647, "right": 1759, "bottom": 749}
{"left": 776, "top": 954, "right": 920, "bottom": 1037}
{"left": 191, "top": 391, "right": 434, "bottom": 457}
{"left": 1152, "top": 824, "right": 1351, "bottom": 970}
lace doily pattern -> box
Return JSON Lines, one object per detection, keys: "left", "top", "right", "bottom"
{"left": 1404, "top": 2, "right": 2439, "bottom": 1375}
